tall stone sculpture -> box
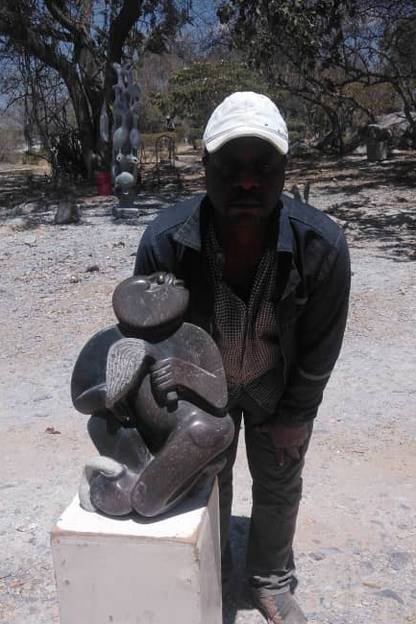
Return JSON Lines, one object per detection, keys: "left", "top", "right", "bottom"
{"left": 71, "top": 273, "right": 234, "bottom": 517}
{"left": 100, "top": 63, "right": 141, "bottom": 216}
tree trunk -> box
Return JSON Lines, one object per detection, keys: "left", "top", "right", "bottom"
{"left": 64, "top": 71, "right": 96, "bottom": 177}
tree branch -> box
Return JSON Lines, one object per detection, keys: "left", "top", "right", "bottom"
{"left": 43, "top": 0, "right": 84, "bottom": 37}
{"left": 108, "top": 0, "right": 144, "bottom": 63}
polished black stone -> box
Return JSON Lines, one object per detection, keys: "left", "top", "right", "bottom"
{"left": 71, "top": 273, "right": 234, "bottom": 517}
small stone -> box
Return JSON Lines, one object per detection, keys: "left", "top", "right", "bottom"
{"left": 23, "top": 234, "right": 37, "bottom": 246}
{"left": 308, "top": 552, "right": 325, "bottom": 561}
{"left": 375, "top": 589, "right": 404, "bottom": 604}
{"left": 390, "top": 551, "right": 412, "bottom": 570}
{"left": 360, "top": 560, "right": 375, "bottom": 572}
{"left": 16, "top": 523, "right": 36, "bottom": 533}
{"left": 85, "top": 264, "right": 100, "bottom": 273}
{"left": 20, "top": 202, "right": 39, "bottom": 215}
{"left": 320, "top": 547, "right": 342, "bottom": 555}
{"left": 33, "top": 394, "right": 52, "bottom": 403}
{"left": 44, "top": 427, "right": 61, "bottom": 435}
{"left": 69, "top": 274, "right": 80, "bottom": 283}
{"left": 54, "top": 201, "right": 81, "bottom": 225}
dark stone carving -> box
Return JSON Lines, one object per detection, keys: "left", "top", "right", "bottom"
{"left": 71, "top": 273, "right": 234, "bottom": 518}
{"left": 366, "top": 124, "right": 391, "bottom": 161}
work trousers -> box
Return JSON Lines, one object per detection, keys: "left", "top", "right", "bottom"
{"left": 218, "top": 407, "right": 313, "bottom": 592}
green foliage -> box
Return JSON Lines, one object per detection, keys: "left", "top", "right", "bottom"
{"left": 153, "top": 59, "right": 271, "bottom": 128}
{"left": 217, "top": 0, "right": 416, "bottom": 151}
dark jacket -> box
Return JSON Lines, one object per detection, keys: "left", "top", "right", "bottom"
{"left": 134, "top": 193, "right": 350, "bottom": 426}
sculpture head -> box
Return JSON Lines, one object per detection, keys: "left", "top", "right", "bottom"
{"left": 112, "top": 273, "right": 189, "bottom": 338}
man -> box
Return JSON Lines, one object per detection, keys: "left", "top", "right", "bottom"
{"left": 134, "top": 92, "right": 350, "bottom": 624}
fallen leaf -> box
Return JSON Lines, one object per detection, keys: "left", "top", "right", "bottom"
{"left": 44, "top": 427, "right": 61, "bottom": 435}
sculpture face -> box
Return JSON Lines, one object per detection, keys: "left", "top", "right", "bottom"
{"left": 112, "top": 273, "right": 189, "bottom": 333}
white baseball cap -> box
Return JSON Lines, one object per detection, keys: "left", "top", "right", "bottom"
{"left": 202, "top": 91, "right": 289, "bottom": 155}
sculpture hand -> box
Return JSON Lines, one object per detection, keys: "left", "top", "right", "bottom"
{"left": 150, "top": 358, "right": 180, "bottom": 406}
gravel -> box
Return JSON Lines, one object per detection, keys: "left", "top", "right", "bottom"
{"left": 0, "top": 153, "right": 415, "bottom": 624}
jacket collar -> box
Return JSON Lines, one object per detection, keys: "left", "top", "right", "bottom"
{"left": 173, "top": 194, "right": 301, "bottom": 301}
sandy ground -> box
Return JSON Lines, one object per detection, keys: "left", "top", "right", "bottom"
{"left": 0, "top": 153, "right": 415, "bottom": 624}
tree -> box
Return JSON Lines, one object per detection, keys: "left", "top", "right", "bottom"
{"left": 0, "top": 0, "right": 191, "bottom": 176}
{"left": 154, "top": 58, "right": 270, "bottom": 130}
{"left": 218, "top": 0, "right": 416, "bottom": 151}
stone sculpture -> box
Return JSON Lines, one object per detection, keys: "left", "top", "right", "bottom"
{"left": 100, "top": 62, "right": 141, "bottom": 215}
{"left": 71, "top": 273, "right": 234, "bottom": 518}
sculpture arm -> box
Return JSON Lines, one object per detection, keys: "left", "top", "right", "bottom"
{"left": 150, "top": 357, "right": 227, "bottom": 413}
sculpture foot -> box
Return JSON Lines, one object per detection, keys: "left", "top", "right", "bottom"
{"left": 79, "top": 455, "right": 138, "bottom": 516}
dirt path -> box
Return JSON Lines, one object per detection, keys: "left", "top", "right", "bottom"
{"left": 0, "top": 153, "right": 415, "bottom": 624}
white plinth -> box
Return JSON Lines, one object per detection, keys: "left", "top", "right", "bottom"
{"left": 51, "top": 480, "right": 222, "bottom": 624}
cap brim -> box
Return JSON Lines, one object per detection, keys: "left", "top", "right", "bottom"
{"left": 204, "top": 126, "right": 288, "bottom": 155}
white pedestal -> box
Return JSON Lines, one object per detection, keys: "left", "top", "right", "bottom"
{"left": 51, "top": 480, "right": 222, "bottom": 624}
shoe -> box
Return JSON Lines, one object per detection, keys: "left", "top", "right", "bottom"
{"left": 251, "top": 588, "right": 307, "bottom": 624}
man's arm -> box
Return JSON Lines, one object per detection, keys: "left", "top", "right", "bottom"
{"left": 278, "top": 229, "right": 351, "bottom": 426}
{"left": 134, "top": 223, "right": 165, "bottom": 275}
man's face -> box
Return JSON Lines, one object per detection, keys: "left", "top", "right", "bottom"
{"left": 204, "top": 137, "right": 287, "bottom": 226}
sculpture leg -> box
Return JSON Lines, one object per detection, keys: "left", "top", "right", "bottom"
{"left": 131, "top": 408, "right": 235, "bottom": 517}
{"left": 88, "top": 411, "right": 153, "bottom": 470}
{"left": 82, "top": 412, "right": 153, "bottom": 516}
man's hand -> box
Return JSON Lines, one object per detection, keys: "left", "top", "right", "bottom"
{"left": 255, "top": 422, "right": 310, "bottom": 466}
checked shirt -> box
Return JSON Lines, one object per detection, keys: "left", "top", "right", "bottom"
{"left": 205, "top": 220, "right": 284, "bottom": 416}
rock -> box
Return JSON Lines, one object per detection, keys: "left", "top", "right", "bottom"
{"left": 33, "top": 394, "right": 52, "bottom": 403}
{"left": 20, "top": 202, "right": 39, "bottom": 215}
{"left": 85, "top": 264, "right": 100, "bottom": 273}
{"left": 69, "top": 274, "right": 81, "bottom": 283}
{"left": 320, "top": 547, "right": 342, "bottom": 555}
{"left": 23, "top": 234, "right": 37, "bottom": 246}
{"left": 360, "top": 560, "right": 375, "bottom": 572}
{"left": 375, "top": 589, "right": 404, "bottom": 604}
{"left": 54, "top": 201, "right": 81, "bottom": 225}
{"left": 15, "top": 523, "right": 36, "bottom": 533}
{"left": 389, "top": 551, "right": 412, "bottom": 570}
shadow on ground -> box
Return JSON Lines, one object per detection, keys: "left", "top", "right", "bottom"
{"left": 1, "top": 154, "right": 415, "bottom": 261}
{"left": 223, "top": 515, "right": 254, "bottom": 624}
{"left": 287, "top": 153, "right": 416, "bottom": 262}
